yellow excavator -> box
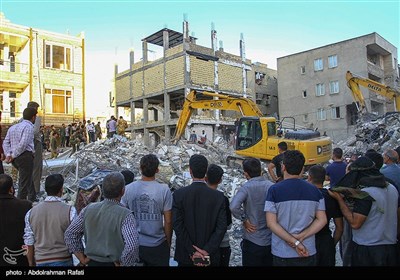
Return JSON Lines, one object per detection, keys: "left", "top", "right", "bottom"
{"left": 173, "top": 90, "right": 332, "bottom": 165}
{"left": 346, "top": 70, "right": 400, "bottom": 113}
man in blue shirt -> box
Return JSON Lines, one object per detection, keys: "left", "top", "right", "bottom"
{"left": 326, "top": 147, "right": 347, "bottom": 187}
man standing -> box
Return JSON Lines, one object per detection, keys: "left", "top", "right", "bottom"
{"left": 380, "top": 149, "right": 400, "bottom": 189}
{"left": 173, "top": 154, "right": 227, "bottom": 266}
{"left": 267, "top": 141, "right": 287, "bottom": 183}
{"left": 122, "top": 154, "right": 172, "bottom": 266}
{"left": 308, "top": 165, "right": 343, "bottom": 266}
{"left": 107, "top": 116, "right": 117, "bottom": 138}
{"left": 0, "top": 174, "right": 32, "bottom": 266}
{"left": 24, "top": 174, "right": 75, "bottom": 266}
{"left": 60, "top": 124, "right": 66, "bottom": 148}
{"left": 230, "top": 158, "right": 274, "bottom": 266}
{"left": 329, "top": 156, "right": 398, "bottom": 266}
{"left": 95, "top": 122, "right": 102, "bottom": 141}
{"left": 206, "top": 164, "right": 232, "bottom": 267}
{"left": 117, "top": 116, "right": 128, "bottom": 137}
{"left": 326, "top": 147, "right": 347, "bottom": 187}
{"left": 265, "top": 150, "right": 327, "bottom": 266}
{"left": 26, "top": 102, "right": 43, "bottom": 196}
{"left": 65, "top": 172, "right": 139, "bottom": 266}
{"left": 3, "top": 107, "right": 37, "bottom": 201}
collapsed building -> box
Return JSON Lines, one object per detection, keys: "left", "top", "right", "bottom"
{"left": 113, "top": 18, "right": 278, "bottom": 147}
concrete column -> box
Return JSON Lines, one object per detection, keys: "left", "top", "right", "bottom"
{"left": 2, "top": 90, "right": 10, "bottom": 120}
{"left": 142, "top": 41, "right": 148, "bottom": 63}
{"left": 163, "top": 30, "right": 169, "bottom": 52}
{"left": 211, "top": 23, "right": 220, "bottom": 125}
{"left": 113, "top": 63, "right": 118, "bottom": 116}
{"left": 1, "top": 45, "right": 9, "bottom": 71}
{"left": 143, "top": 98, "right": 149, "bottom": 146}
{"left": 240, "top": 33, "right": 247, "bottom": 97}
{"left": 164, "top": 92, "right": 170, "bottom": 141}
{"left": 129, "top": 48, "right": 135, "bottom": 70}
{"left": 130, "top": 101, "right": 135, "bottom": 138}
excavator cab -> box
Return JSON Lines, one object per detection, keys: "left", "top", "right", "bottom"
{"left": 236, "top": 117, "right": 276, "bottom": 150}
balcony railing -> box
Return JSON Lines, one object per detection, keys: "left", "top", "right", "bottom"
{"left": 0, "top": 60, "right": 29, "bottom": 74}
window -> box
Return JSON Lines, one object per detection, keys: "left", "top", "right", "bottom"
{"left": 303, "top": 114, "right": 309, "bottom": 123}
{"left": 331, "top": 106, "right": 341, "bottom": 119}
{"left": 328, "top": 55, "right": 338, "bottom": 68}
{"left": 329, "top": 80, "right": 339, "bottom": 94}
{"left": 317, "top": 108, "right": 326, "bottom": 120}
{"left": 45, "top": 43, "right": 72, "bottom": 70}
{"left": 302, "top": 90, "right": 307, "bottom": 98}
{"left": 300, "top": 66, "right": 305, "bottom": 74}
{"left": 315, "top": 83, "right": 325, "bottom": 96}
{"left": 45, "top": 88, "right": 73, "bottom": 114}
{"left": 267, "top": 121, "right": 276, "bottom": 136}
{"left": 314, "top": 58, "right": 323, "bottom": 71}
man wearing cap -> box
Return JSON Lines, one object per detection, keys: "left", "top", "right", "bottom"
{"left": 329, "top": 156, "right": 398, "bottom": 266}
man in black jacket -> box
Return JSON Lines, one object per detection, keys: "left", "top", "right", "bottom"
{"left": 172, "top": 154, "right": 227, "bottom": 266}
{"left": 0, "top": 174, "right": 32, "bottom": 266}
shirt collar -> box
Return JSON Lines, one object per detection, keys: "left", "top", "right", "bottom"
{"left": 44, "top": 196, "right": 64, "bottom": 202}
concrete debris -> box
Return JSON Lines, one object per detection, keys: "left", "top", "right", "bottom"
{"left": 336, "top": 113, "right": 400, "bottom": 157}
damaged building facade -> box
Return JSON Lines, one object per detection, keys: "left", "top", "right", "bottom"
{"left": 114, "top": 19, "right": 277, "bottom": 146}
{"left": 277, "top": 32, "right": 399, "bottom": 142}
{"left": 0, "top": 13, "right": 85, "bottom": 126}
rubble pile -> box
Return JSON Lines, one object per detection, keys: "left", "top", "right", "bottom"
{"left": 336, "top": 113, "right": 400, "bottom": 157}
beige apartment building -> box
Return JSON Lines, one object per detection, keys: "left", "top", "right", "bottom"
{"left": 0, "top": 13, "right": 85, "bottom": 127}
{"left": 277, "top": 32, "right": 399, "bottom": 142}
{"left": 114, "top": 19, "right": 277, "bottom": 146}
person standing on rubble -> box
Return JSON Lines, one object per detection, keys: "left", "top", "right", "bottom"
{"left": 325, "top": 147, "right": 347, "bottom": 187}
{"left": 205, "top": 164, "right": 232, "bottom": 267}
{"left": 173, "top": 154, "right": 227, "bottom": 266}
{"left": 50, "top": 132, "right": 59, "bottom": 159}
{"left": 122, "top": 154, "right": 172, "bottom": 266}
{"left": 267, "top": 141, "right": 287, "bottom": 183}
{"left": 24, "top": 174, "right": 76, "bottom": 266}
{"left": 107, "top": 116, "right": 117, "bottom": 138}
{"left": 265, "top": 150, "right": 327, "bottom": 266}
{"left": 117, "top": 116, "right": 128, "bottom": 137}
{"left": 230, "top": 158, "right": 274, "bottom": 266}
{"left": 65, "top": 172, "right": 139, "bottom": 266}
{"left": 95, "top": 122, "right": 102, "bottom": 141}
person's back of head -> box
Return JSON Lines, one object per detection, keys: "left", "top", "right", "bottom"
{"left": 189, "top": 154, "right": 208, "bottom": 179}
{"left": 383, "top": 149, "right": 399, "bottom": 164}
{"left": 23, "top": 107, "right": 37, "bottom": 121}
{"left": 121, "top": 169, "right": 135, "bottom": 185}
{"left": 27, "top": 101, "right": 40, "bottom": 110}
{"left": 140, "top": 154, "right": 159, "bottom": 178}
{"left": 332, "top": 147, "right": 343, "bottom": 160}
{"left": 242, "top": 157, "right": 261, "bottom": 178}
{"left": 102, "top": 172, "right": 125, "bottom": 199}
{"left": 206, "top": 164, "right": 224, "bottom": 186}
{"left": 283, "top": 150, "right": 305, "bottom": 176}
{"left": 365, "top": 151, "right": 384, "bottom": 169}
{"left": 278, "top": 141, "right": 288, "bottom": 152}
{"left": 0, "top": 174, "right": 13, "bottom": 195}
{"left": 308, "top": 165, "right": 326, "bottom": 186}
{"left": 45, "top": 174, "right": 64, "bottom": 196}
{"left": 395, "top": 146, "right": 400, "bottom": 160}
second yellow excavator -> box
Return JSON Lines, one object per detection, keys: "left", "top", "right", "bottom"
{"left": 346, "top": 70, "right": 400, "bottom": 113}
{"left": 173, "top": 90, "right": 332, "bottom": 165}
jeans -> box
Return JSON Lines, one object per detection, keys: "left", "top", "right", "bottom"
{"left": 37, "top": 259, "right": 73, "bottom": 266}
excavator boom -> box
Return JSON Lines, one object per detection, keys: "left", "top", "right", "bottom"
{"left": 173, "top": 90, "right": 263, "bottom": 140}
{"left": 346, "top": 71, "right": 400, "bottom": 112}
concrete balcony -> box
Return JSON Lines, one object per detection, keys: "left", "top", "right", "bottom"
{"left": 0, "top": 60, "right": 29, "bottom": 90}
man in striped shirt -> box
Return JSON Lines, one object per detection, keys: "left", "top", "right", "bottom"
{"left": 64, "top": 172, "right": 139, "bottom": 266}
{"left": 3, "top": 107, "right": 37, "bottom": 202}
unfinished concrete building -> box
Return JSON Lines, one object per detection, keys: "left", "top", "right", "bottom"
{"left": 114, "top": 19, "right": 277, "bottom": 146}
{"left": 278, "top": 33, "right": 399, "bottom": 142}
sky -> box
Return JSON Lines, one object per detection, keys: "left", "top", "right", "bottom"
{"left": 1, "top": 0, "right": 399, "bottom": 118}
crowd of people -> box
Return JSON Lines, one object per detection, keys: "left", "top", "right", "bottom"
{"left": 1, "top": 102, "right": 400, "bottom": 267}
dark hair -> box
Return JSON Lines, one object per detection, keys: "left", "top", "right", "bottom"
{"left": 207, "top": 164, "right": 224, "bottom": 185}
{"left": 395, "top": 146, "right": 400, "bottom": 159}
{"left": 121, "top": 169, "right": 135, "bottom": 185}
{"left": 27, "top": 101, "right": 39, "bottom": 109}
{"left": 23, "top": 107, "right": 37, "bottom": 120}
{"left": 189, "top": 154, "right": 208, "bottom": 179}
{"left": 242, "top": 158, "right": 261, "bottom": 178}
{"left": 103, "top": 172, "right": 125, "bottom": 199}
{"left": 365, "top": 151, "right": 384, "bottom": 169}
{"left": 0, "top": 174, "right": 13, "bottom": 194}
{"left": 278, "top": 141, "right": 288, "bottom": 151}
{"left": 283, "top": 150, "right": 305, "bottom": 175}
{"left": 333, "top": 148, "right": 343, "bottom": 159}
{"left": 45, "top": 174, "right": 64, "bottom": 196}
{"left": 308, "top": 165, "right": 326, "bottom": 185}
{"left": 140, "top": 154, "right": 160, "bottom": 177}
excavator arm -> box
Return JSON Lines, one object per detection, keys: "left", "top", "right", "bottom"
{"left": 173, "top": 90, "right": 263, "bottom": 141}
{"left": 346, "top": 71, "right": 400, "bottom": 112}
